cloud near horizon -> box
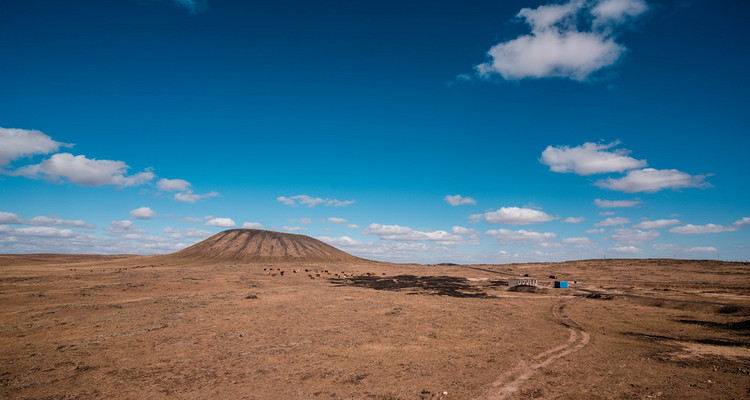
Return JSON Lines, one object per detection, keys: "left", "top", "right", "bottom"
{"left": 473, "top": 0, "right": 649, "bottom": 81}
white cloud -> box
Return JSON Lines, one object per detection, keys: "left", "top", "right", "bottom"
{"left": 595, "top": 168, "right": 711, "bottom": 193}
{"left": 599, "top": 211, "right": 615, "bottom": 216}
{"left": 130, "top": 206, "right": 156, "bottom": 220}
{"left": 485, "top": 228, "right": 557, "bottom": 244}
{"left": 27, "top": 215, "right": 95, "bottom": 228}
{"left": 586, "top": 228, "right": 605, "bottom": 234}
{"left": 669, "top": 224, "right": 737, "bottom": 235}
{"left": 0, "top": 212, "right": 23, "bottom": 224}
{"left": 282, "top": 226, "right": 308, "bottom": 232}
{"left": 241, "top": 222, "right": 263, "bottom": 229}
{"left": 473, "top": 0, "right": 648, "bottom": 82}
{"left": 12, "top": 226, "right": 75, "bottom": 238}
{"left": 0, "top": 211, "right": 94, "bottom": 228}
{"left": 14, "top": 153, "right": 154, "bottom": 187}
{"left": 174, "top": 190, "right": 219, "bottom": 203}
{"left": 594, "top": 198, "right": 643, "bottom": 208}
{"left": 480, "top": 207, "right": 555, "bottom": 225}
{"left": 0, "top": 127, "right": 71, "bottom": 167}
{"left": 277, "top": 195, "right": 355, "bottom": 208}
{"left": 612, "top": 245, "right": 641, "bottom": 253}
{"left": 105, "top": 220, "right": 145, "bottom": 236}
{"left": 205, "top": 217, "right": 236, "bottom": 228}
{"left": 180, "top": 217, "right": 203, "bottom": 223}
{"left": 594, "top": 217, "right": 630, "bottom": 227}
{"left": 157, "top": 178, "right": 191, "bottom": 192}
{"left": 299, "top": 218, "right": 312, "bottom": 224}
{"left": 541, "top": 141, "right": 646, "bottom": 175}
{"left": 687, "top": 246, "right": 718, "bottom": 253}
{"left": 163, "top": 227, "right": 213, "bottom": 239}
{"left": 653, "top": 244, "right": 718, "bottom": 253}
{"left": 346, "top": 224, "right": 360, "bottom": 229}
{"left": 563, "top": 217, "right": 585, "bottom": 224}
{"left": 445, "top": 194, "right": 477, "bottom": 206}
{"left": 632, "top": 219, "right": 680, "bottom": 229}
{"left": 592, "top": 0, "right": 649, "bottom": 25}
{"left": 328, "top": 217, "right": 347, "bottom": 224}
{"left": 669, "top": 218, "right": 750, "bottom": 235}
{"left": 363, "top": 223, "right": 468, "bottom": 245}
{"left": 562, "top": 237, "right": 595, "bottom": 246}
{"left": 610, "top": 228, "right": 659, "bottom": 245}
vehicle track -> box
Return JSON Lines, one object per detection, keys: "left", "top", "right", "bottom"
{"left": 477, "top": 299, "right": 590, "bottom": 399}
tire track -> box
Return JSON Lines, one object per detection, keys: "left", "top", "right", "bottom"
{"left": 477, "top": 299, "right": 590, "bottom": 400}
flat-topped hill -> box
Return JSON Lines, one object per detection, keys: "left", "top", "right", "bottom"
{"left": 167, "top": 229, "right": 360, "bottom": 263}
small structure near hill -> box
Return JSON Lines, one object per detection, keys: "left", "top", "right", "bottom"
{"left": 508, "top": 277, "right": 538, "bottom": 288}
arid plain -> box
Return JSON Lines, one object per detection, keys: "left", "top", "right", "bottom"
{"left": 1, "top": 230, "right": 749, "bottom": 399}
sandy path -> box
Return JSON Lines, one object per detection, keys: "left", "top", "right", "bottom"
{"left": 477, "top": 299, "right": 590, "bottom": 399}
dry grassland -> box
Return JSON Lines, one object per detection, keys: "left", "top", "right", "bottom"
{"left": 1, "top": 256, "right": 749, "bottom": 399}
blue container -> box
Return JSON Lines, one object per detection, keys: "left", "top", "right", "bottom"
{"left": 554, "top": 281, "right": 568, "bottom": 288}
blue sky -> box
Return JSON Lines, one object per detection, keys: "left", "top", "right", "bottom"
{"left": 1, "top": 0, "right": 748, "bottom": 263}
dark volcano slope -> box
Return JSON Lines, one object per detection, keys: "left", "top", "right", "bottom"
{"left": 167, "top": 229, "right": 361, "bottom": 263}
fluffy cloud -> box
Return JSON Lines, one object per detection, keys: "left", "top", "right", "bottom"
{"left": 27, "top": 215, "right": 95, "bottom": 228}
{"left": 474, "top": 0, "right": 648, "bottom": 81}
{"left": 282, "top": 226, "right": 308, "bottom": 232}
{"left": 11, "top": 226, "right": 75, "bottom": 238}
{"left": 163, "top": 227, "right": 213, "bottom": 239}
{"left": 632, "top": 219, "right": 680, "bottom": 229}
{"left": 157, "top": 178, "right": 191, "bottom": 192}
{"left": 363, "top": 223, "right": 467, "bottom": 245}
{"left": 563, "top": 217, "right": 585, "bottom": 224}
{"left": 14, "top": 153, "right": 154, "bottom": 187}
{"left": 277, "top": 195, "right": 355, "bottom": 208}
{"left": 478, "top": 207, "right": 554, "bottom": 225}
{"left": 485, "top": 228, "right": 557, "bottom": 243}
{"left": 241, "top": 222, "right": 263, "bottom": 229}
{"left": 586, "top": 228, "right": 605, "bottom": 234}
{"left": 174, "top": 190, "right": 219, "bottom": 203}
{"left": 541, "top": 142, "right": 646, "bottom": 175}
{"left": 562, "top": 237, "right": 595, "bottom": 246}
{"left": 610, "top": 228, "right": 659, "bottom": 245}
{"left": 594, "top": 217, "right": 630, "bottom": 227}
{"left": 0, "top": 127, "right": 71, "bottom": 167}
{"left": 105, "top": 220, "right": 146, "bottom": 236}
{"left": 653, "top": 244, "right": 718, "bottom": 253}
{"left": 328, "top": 217, "right": 347, "bottom": 224}
{"left": 595, "top": 168, "right": 711, "bottom": 193}
{"left": 445, "top": 194, "right": 477, "bottom": 206}
{"left": 612, "top": 245, "right": 641, "bottom": 253}
{"left": 0, "top": 211, "right": 94, "bottom": 228}
{"left": 592, "top": 0, "right": 649, "bottom": 25}
{"left": 130, "top": 206, "right": 156, "bottom": 220}
{"left": 205, "top": 217, "right": 236, "bottom": 228}
{"left": 669, "top": 223, "right": 738, "bottom": 235}
{"left": 0, "top": 212, "right": 23, "bottom": 225}
{"left": 594, "top": 198, "right": 643, "bottom": 208}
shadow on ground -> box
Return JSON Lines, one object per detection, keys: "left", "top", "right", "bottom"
{"left": 329, "top": 275, "right": 492, "bottom": 298}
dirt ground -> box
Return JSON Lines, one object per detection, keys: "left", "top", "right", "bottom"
{"left": 1, "top": 256, "right": 749, "bottom": 399}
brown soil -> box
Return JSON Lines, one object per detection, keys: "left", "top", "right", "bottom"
{"left": 1, "top": 247, "right": 749, "bottom": 399}
{"left": 165, "top": 229, "right": 363, "bottom": 263}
